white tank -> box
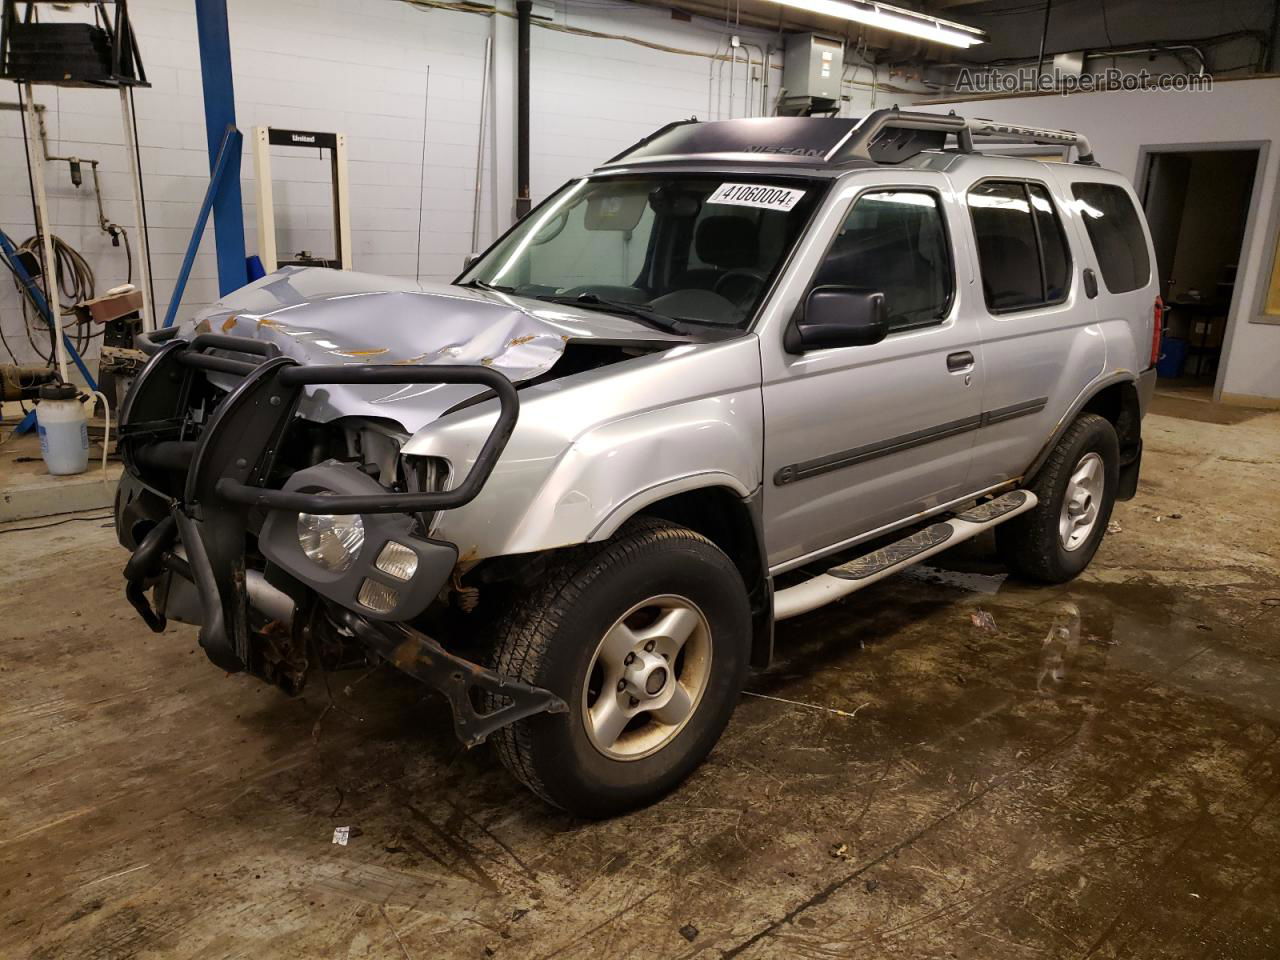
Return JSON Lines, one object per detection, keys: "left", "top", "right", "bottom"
{"left": 36, "top": 383, "right": 89, "bottom": 476}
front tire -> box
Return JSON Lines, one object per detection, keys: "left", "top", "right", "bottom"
{"left": 487, "top": 518, "right": 750, "bottom": 817}
{"left": 998, "top": 413, "right": 1119, "bottom": 583}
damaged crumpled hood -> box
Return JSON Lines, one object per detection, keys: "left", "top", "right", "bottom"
{"left": 187, "top": 267, "right": 687, "bottom": 431}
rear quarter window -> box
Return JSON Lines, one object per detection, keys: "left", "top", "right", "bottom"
{"left": 967, "top": 180, "right": 1072, "bottom": 313}
{"left": 1070, "top": 182, "right": 1151, "bottom": 294}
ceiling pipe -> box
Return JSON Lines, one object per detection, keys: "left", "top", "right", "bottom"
{"left": 1035, "top": 0, "right": 1052, "bottom": 77}
{"left": 1086, "top": 43, "right": 1208, "bottom": 74}
{"left": 1266, "top": 0, "right": 1280, "bottom": 72}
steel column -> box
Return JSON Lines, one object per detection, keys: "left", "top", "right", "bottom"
{"left": 163, "top": 125, "right": 242, "bottom": 327}
{"left": 194, "top": 0, "right": 248, "bottom": 296}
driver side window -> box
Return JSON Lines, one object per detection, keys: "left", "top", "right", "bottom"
{"left": 812, "top": 189, "right": 955, "bottom": 332}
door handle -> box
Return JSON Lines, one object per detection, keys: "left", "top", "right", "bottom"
{"left": 946, "top": 351, "right": 975, "bottom": 373}
{"left": 1083, "top": 267, "right": 1099, "bottom": 299}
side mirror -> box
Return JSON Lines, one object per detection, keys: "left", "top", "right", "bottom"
{"left": 462, "top": 252, "right": 480, "bottom": 270}
{"left": 786, "top": 286, "right": 889, "bottom": 353}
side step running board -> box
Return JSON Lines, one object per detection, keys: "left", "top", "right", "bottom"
{"left": 774, "top": 490, "right": 1038, "bottom": 621}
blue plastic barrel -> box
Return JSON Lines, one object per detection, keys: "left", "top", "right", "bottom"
{"left": 1156, "top": 337, "right": 1187, "bottom": 378}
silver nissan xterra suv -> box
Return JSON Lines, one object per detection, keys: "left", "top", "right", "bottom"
{"left": 116, "top": 109, "right": 1160, "bottom": 816}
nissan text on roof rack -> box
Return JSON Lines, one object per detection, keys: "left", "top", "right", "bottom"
{"left": 115, "top": 108, "right": 1159, "bottom": 817}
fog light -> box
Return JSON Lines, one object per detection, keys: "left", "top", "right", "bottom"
{"left": 297, "top": 510, "right": 364, "bottom": 572}
{"left": 358, "top": 578, "right": 399, "bottom": 613}
{"left": 375, "top": 541, "right": 418, "bottom": 581}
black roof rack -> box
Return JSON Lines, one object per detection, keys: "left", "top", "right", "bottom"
{"left": 601, "top": 108, "right": 1097, "bottom": 170}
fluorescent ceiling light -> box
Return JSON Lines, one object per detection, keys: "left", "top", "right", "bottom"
{"left": 763, "top": 0, "right": 986, "bottom": 48}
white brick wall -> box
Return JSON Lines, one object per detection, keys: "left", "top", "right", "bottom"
{"left": 0, "top": 0, "right": 923, "bottom": 369}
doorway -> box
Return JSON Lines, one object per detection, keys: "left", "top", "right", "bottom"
{"left": 1138, "top": 145, "right": 1261, "bottom": 402}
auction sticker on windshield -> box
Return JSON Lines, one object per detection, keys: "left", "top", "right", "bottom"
{"left": 707, "top": 183, "right": 806, "bottom": 212}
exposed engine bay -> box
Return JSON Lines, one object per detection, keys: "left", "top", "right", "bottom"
{"left": 113, "top": 269, "right": 687, "bottom": 745}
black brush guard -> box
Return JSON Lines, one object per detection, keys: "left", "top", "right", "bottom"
{"left": 118, "top": 329, "right": 566, "bottom": 746}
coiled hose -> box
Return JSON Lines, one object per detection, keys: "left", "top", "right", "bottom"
{"left": 10, "top": 232, "right": 117, "bottom": 363}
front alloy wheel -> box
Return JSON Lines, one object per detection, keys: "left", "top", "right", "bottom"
{"left": 487, "top": 518, "right": 750, "bottom": 817}
{"left": 583, "top": 595, "right": 712, "bottom": 761}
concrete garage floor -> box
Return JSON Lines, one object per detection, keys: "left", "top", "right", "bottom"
{"left": 2, "top": 399, "right": 1279, "bottom": 960}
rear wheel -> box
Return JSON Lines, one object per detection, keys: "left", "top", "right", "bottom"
{"left": 487, "top": 518, "right": 750, "bottom": 817}
{"left": 998, "top": 413, "right": 1119, "bottom": 583}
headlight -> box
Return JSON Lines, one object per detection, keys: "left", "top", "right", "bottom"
{"left": 297, "top": 510, "right": 365, "bottom": 572}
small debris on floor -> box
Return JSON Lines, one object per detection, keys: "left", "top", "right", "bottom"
{"left": 332, "top": 826, "right": 350, "bottom": 846}
{"left": 1107, "top": 521, "right": 1123, "bottom": 533}
{"left": 865, "top": 878, "right": 880, "bottom": 894}
{"left": 1169, "top": 513, "right": 1183, "bottom": 519}
{"left": 742, "top": 691, "right": 869, "bottom": 719}
{"left": 1262, "top": 599, "right": 1280, "bottom": 607}
{"left": 970, "top": 609, "right": 997, "bottom": 632}
{"left": 829, "top": 842, "right": 850, "bottom": 860}
{"left": 679, "top": 923, "right": 699, "bottom": 942}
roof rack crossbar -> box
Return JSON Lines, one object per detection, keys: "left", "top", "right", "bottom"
{"left": 966, "top": 117, "right": 1096, "bottom": 165}
{"left": 835, "top": 107, "right": 1097, "bottom": 166}
{"left": 834, "top": 108, "right": 969, "bottom": 162}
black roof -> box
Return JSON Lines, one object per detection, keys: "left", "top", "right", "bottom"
{"left": 599, "top": 114, "right": 954, "bottom": 171}
{"left": 597, "top": 110, "right": 1096, "bottom": 171}
{"left": 605, "top": 117, "right": 860, "bottom": 165}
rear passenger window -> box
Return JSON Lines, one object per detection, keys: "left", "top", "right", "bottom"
{"left": 968, "top": 181, "right": 1072, "bottom": 312}
{"left": 812, "top": 189, "right": 953, "bottom": 331}
{"left": 1029, "top": 184, "right": 1071, "bottom": 301}
{"left": 1070, "top": 182, "right": 1151, "bottom": 293}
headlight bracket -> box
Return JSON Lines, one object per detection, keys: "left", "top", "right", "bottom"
{"left": 258, "top": 460, "right": 458, "bottom": 621}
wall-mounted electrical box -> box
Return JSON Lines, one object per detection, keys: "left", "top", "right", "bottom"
{"left": 1053, "top": 51, "right": 1085, "bottom": 78}
{"left": 780, "top": 34, "right": 844, "bottom": 114}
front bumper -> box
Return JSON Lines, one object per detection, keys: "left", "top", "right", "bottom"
{"left": 116, "top": 329, "right": 565, "bottom": 745}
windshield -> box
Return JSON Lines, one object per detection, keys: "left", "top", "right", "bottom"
{"left": 458, "top": 174, "right": 825, "bottom": 329}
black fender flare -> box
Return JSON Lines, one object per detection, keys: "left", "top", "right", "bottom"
{"left": 1023, "top": 372, "right": 1143, "bottom": 488}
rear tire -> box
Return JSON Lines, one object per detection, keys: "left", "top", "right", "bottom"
{"left": 998, "top": 413, "right": 1119, "bottom": 584}
{"left": 487, "top": 518, "right": 751, "bottom": 817}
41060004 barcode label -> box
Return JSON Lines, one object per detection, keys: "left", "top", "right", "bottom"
{"left": 706, "top": 183, "right": 807, "bottom": 212}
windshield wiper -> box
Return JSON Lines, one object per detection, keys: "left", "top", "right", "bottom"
{"left": 458, "top": 278, "right": 516, "bottom": 293}
{"left": 534, "top": 293, "right": 685, "bottom": 333}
